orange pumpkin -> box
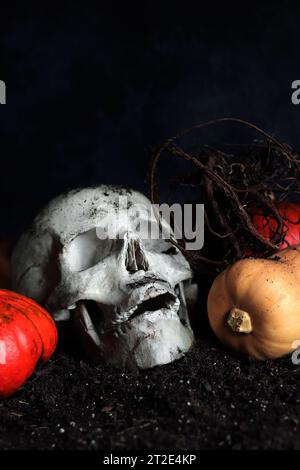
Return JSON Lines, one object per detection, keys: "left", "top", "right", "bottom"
{"left": 207, "top": 245, "right": 300, "bottom": 360}
{"left": 0, "top": 290, "right": 57, "bottom": 398}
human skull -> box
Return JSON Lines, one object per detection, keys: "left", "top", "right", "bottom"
{"left": 12, "top": 185, "right": 195, "bottom": 369}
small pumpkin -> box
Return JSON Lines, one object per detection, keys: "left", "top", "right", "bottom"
{"left": 252, "top": 201, "right": 300, "bottom": 249}
{"left": 207, "top": 245, "right": 300, "bottom": 360}
{"left": 0, "top": 289, "right": 57, "bottom": 398}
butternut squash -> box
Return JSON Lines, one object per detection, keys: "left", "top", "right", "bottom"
{"left": 207, "top": 245, "right": 300, "bottom": 360}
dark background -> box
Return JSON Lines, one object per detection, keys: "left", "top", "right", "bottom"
{"left": 0, "top": 1, "right": 299, "bottom": 236}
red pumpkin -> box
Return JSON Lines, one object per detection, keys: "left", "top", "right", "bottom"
{"left": 0, "top": 289, "right": 57, "bottom": 398}
{"left": 252, "top": 202, "right": 300, "bottom": 249}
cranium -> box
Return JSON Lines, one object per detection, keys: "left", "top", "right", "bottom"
{"left": 12, "top": 185, "right": 195, "bottom": 369}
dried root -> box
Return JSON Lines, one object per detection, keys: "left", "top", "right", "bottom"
{"left": 147, "top": 118, "right": 300, "bottom": 275}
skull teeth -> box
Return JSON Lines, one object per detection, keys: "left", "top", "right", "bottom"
{"left": 112, "top": 289, "right": 180, "bottom": 326}
{"left": 72, "top": 282, "right": 188, "bottom": 348}
{"left": 74, "top": 302, "right": 101, "bottom": 346}
{"left": 68, "top": 304, "right": 77, "bottom": 310}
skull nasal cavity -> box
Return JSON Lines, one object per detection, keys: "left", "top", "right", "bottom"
{"left": 125, "top": 238, "right": 149, "bottom": 272}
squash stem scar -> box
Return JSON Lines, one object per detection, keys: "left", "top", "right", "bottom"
{"left": 227, "top": 308, "right": 253, "bottom": 334}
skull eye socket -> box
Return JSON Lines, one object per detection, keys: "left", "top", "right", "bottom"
{"left": 65, "top": 229, "right": 113, "bottom": 272}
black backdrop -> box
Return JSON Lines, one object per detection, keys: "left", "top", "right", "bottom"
{"left": 0, "top": 2, "right": 299, "bottom": 236}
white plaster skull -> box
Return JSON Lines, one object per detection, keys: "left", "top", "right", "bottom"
{"left": 11, "top": 185, "right": 195, "bottom": 369}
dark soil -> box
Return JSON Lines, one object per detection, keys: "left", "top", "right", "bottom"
{"left": 1, "top": 322, "right": 300, "bottom": 450}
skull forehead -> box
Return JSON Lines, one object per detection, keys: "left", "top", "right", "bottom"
{"left": 35, "top": 185, "right": 152, "bottom": 244}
